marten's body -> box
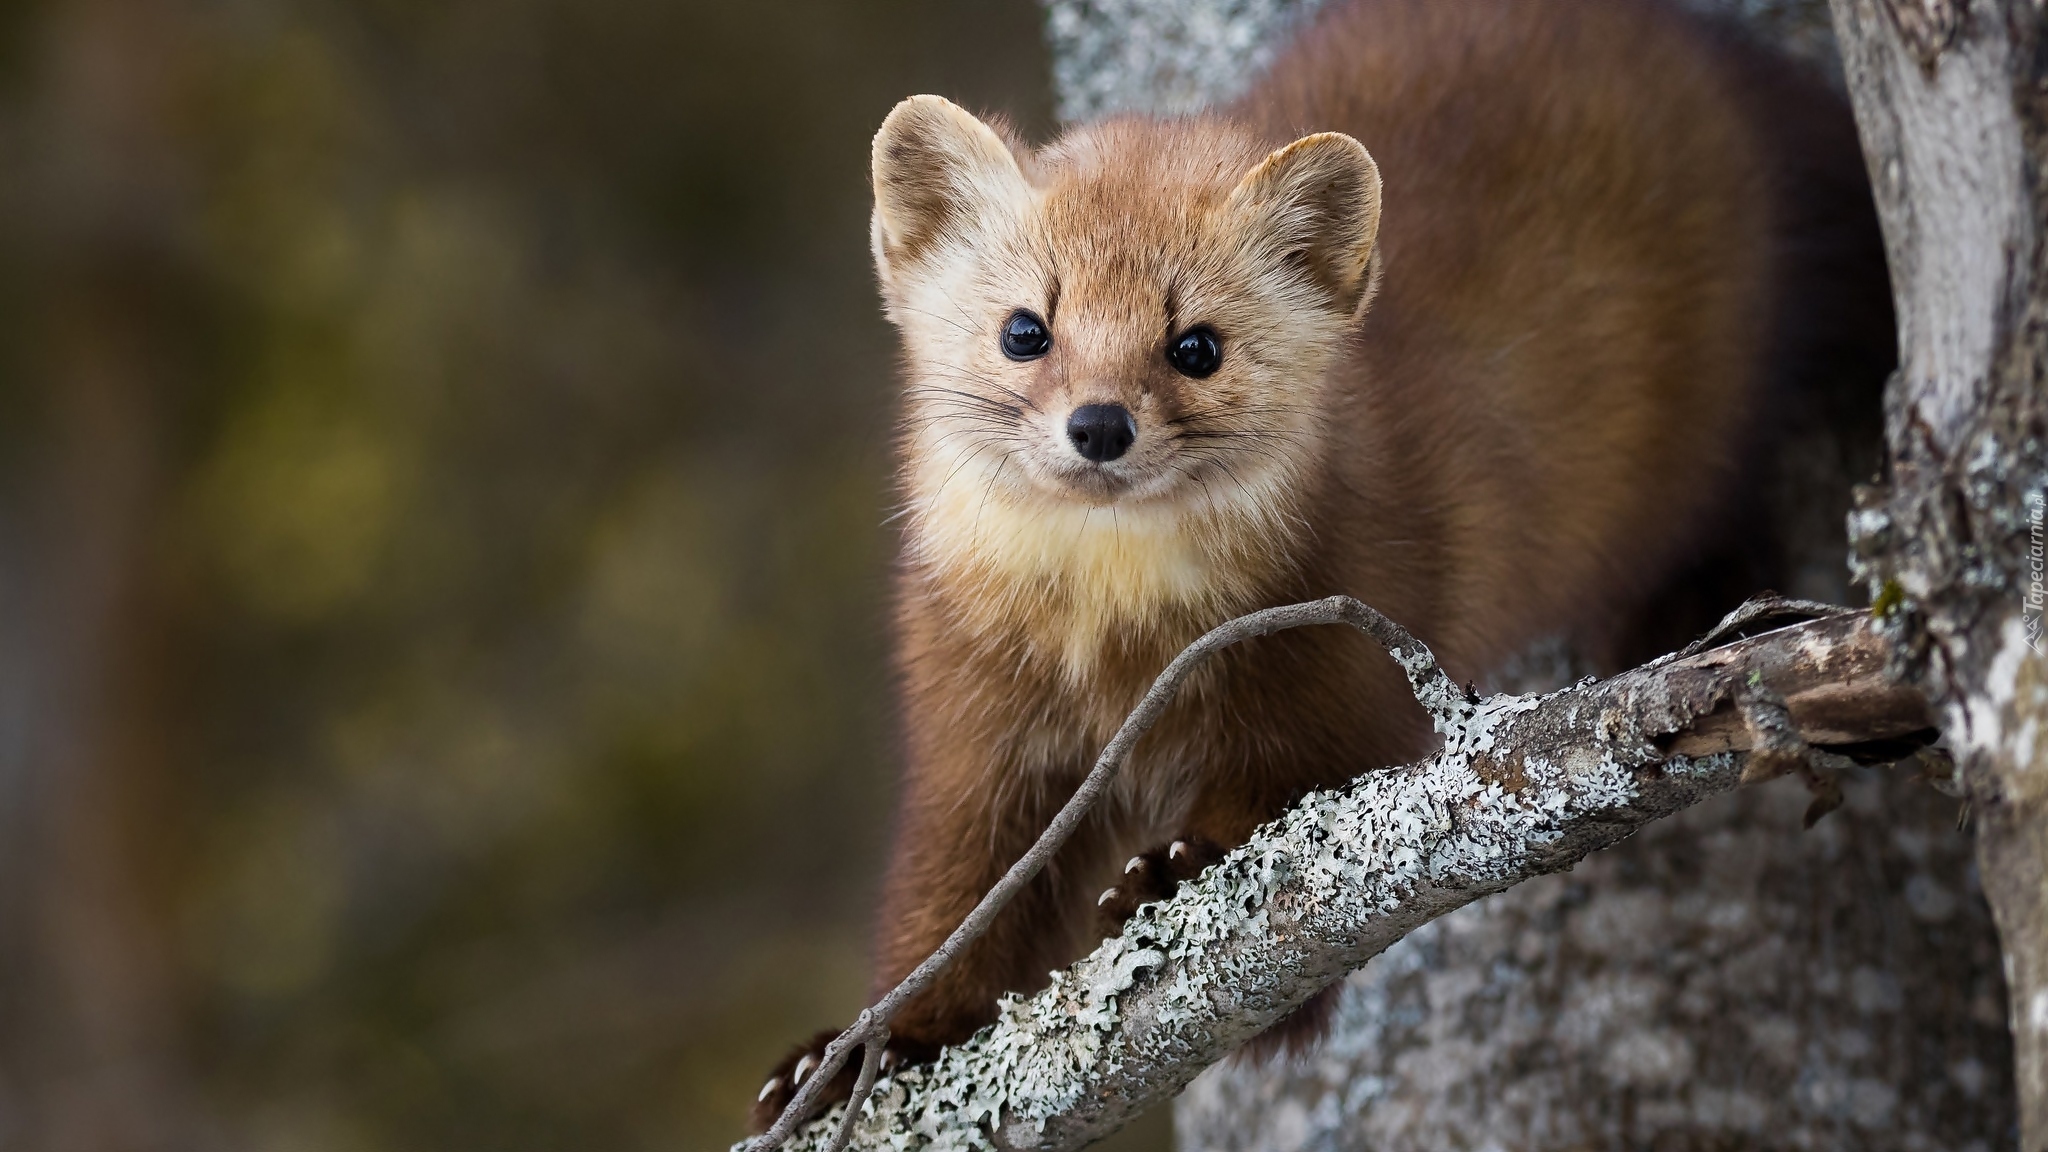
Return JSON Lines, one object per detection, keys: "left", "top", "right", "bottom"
{"left": 755, "top": 0, "right": 1889, "bottom": 1125}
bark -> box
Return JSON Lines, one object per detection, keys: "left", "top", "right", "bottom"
{"left": 762, "top": 610, "right": 1941, "bottom": 1152}
{"left": 1827, "top": 1, "right": 2048, "bottom": 1146}
{"left": 1178, "top": 767, "right": 2007, "bottom": 1152}
{"left": 1038, "top": 0, "right": 1845, "bottom": 122}
{"left": 1041, "top": 0, "right": 1322, "bottom": 120}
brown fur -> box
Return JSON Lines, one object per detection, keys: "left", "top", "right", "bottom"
{"left": 753, "top": 0, "right": 1891, "bottom": 1126}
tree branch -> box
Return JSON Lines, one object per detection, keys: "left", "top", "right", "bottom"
{"left": 745, "top": 604, "right": 1926, "bottom": 1152}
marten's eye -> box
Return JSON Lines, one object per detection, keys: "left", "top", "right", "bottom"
{"left": 1168, "top": 326, "right": 1222, "bottom": 378}
{"left": 1001, "top": 310, "right": 1051, "bottom": 361}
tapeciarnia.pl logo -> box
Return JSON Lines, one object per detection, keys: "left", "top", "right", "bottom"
{"left": 2028, "top": 490, "right": 2045, "bottom": 654}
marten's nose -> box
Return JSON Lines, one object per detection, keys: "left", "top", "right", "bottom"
{"left": 1067, "top": 404, "right": 1136, "bottom": 463}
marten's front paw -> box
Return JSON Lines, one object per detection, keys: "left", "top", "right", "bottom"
{"left": 751, "top": 1029, "right": 849, "bottom": 1132}
{"left": 1095, "top": 836, "right": 1224, "bottom": 932}
{"left": 749, "top": 1030, "right": 930, "bottom": 1133}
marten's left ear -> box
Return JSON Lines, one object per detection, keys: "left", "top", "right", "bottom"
{"left": 1227, "top": 133, "right": 1382, "bottom": 316}
{"left": 871, "top": 95, "right": 1033, "bottom": 288}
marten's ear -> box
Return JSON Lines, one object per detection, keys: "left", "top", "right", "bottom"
{"left": 871, "top": 96, "right": 1033, "bottom": 285}
{"left": 1226, "top": 132, "right": 1382, "bottom": 316}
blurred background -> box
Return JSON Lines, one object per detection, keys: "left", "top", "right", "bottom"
{"left": 0, "top": 1, "right": 1065, "bottom": 1148}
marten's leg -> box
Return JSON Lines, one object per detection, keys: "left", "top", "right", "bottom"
{"left": 751, "top": 758, "right": 1113, "bottom": 1131}
{"left": 873, "top": 760, "right": 1115, "bottom": 1046}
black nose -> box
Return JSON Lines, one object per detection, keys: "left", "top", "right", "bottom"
{"left": 1066, "top": 404, "right": 1136, "bottom": 463}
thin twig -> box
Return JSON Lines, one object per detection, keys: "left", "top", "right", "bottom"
{"left": 744, "top": 595, "right": 1461, "bottom": 1152}
{"left": 821, "top": 1030, "right": 886, "bottom": 1152}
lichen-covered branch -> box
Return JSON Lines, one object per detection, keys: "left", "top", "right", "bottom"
{"left": 761, "top": 609, "right": 1925, "bottom": 1152}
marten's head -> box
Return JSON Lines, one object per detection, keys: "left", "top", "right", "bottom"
{"left": 871, "top": 95, "right": 1381, "bottom": 670}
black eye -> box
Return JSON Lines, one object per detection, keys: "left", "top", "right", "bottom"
{"left": 1167, "top": 326, "right": 1222, "bottom": 378}
{"left": 1001, "top": 310, "right": 1051, "bottom": 361}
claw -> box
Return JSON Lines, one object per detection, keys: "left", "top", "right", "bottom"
{"left": 1098, "top": 886, "right": 1120, "bottom": 906}
{"left": 793, "top": 1054, "right": 817, "bottom": 1085}
{"left": 1169, "top": 840, "right": 1188, "bottom": 860}
{"left": 758, "top": 1076, "right": 783, "bottom": 1103}
{"left": 1124, "top": 856, "right": 1146, "bottom": 874}
{"left": 880, "top": 1048, "right": 900, "bottom": 1073}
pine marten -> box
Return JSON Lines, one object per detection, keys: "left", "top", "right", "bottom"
{"left": 753, "top": 0, "right": 1891, "bottom": 1128}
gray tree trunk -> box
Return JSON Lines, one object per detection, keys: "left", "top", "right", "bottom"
{"left": 1178, "top": 772, "right": 2009, "bottom": 1151}
{"left": 1829, "top": 1, "right": 2048, "bottom": 1147}
{"left": 1035, "top": 0, "right": 2031, "bottom": 1148}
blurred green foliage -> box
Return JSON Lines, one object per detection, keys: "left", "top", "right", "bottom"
{"left": 0, "top": 0, "right": 1055, "bottom": 1148}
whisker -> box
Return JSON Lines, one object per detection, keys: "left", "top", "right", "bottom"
{"left": 1172, "top": 429, "right": 1311, "bottom": 444}
{"left": 971, "top": 451, "right": 1019, "bottom": 541}
{"left": 898, "top": 306, "right": 981, "bottom": 338}
{"left": 903, "top": 391, "right": 1024, "bottom": 422}
{"left": 933, "top": 438, "right": 1010, "bottom": 504}
{"left": 907, "top": 372, "right": 1042, "bottom": 415}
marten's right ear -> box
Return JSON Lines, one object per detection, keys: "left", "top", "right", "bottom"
{"left": 1227, "top": 133, "right": 1382, "bottom": 317}
{"left": 871, "top": 96, "right": 1032, "bottom": 285}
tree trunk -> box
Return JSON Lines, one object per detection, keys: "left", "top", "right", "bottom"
{"left": 1178, "top": 772, "right": 2010, "bottom": 1151}
{"left": 1030, "top": 0, "right": 2029, "bottom": 1147}
{"left": 1829, "top": 1, "right": 2048, "bottom": 1146}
